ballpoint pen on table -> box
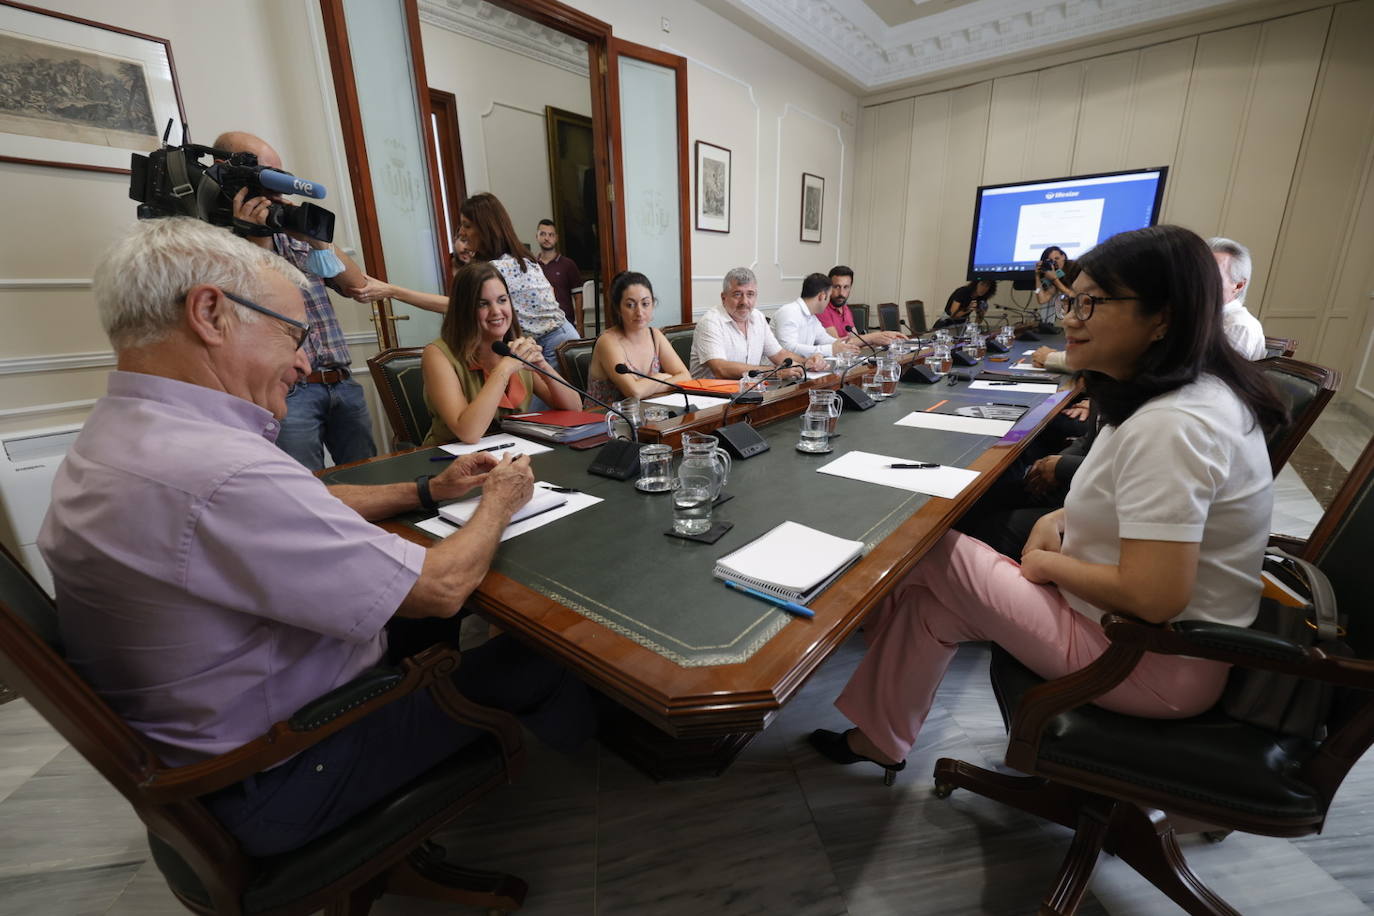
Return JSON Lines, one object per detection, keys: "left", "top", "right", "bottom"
{"left": 888, "top": 462, "right": 940, "bottom": 469}
{"left": 722, "top": 579, "right": 814, "bottom": 619}
{"left": 429, "top": 442, "right": 517, "bottom": 460}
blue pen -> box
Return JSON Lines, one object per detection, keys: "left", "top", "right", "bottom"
{"left": 723, "top": 579, "right": 814, "bottom": 619}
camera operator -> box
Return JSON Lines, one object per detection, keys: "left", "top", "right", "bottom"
{"left": 1033, "top": 245, "right": 1074, "bottom": 306}
{"left": 214, "top": 131, "right": 376, "bottom": 471}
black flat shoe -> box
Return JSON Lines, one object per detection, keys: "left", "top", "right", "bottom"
{"left": 809, "top": 728, "right": 906, "bottom": 786}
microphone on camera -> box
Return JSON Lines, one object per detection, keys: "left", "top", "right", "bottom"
{"left": 493, "top": 342, "right": 640, "bottom": 480}
{"left": 256, "top": 168, "right": 328, "bottom": 200}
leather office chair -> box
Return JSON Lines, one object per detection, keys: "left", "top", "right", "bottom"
{"left": 554, "top": 337, "right": 596, "bottom": 393}
{"left": 932, "top": 434, "right": 1374, "bottom": 916}
{"left": 662, "top": 322, "right": 696, "bottom": 370}
{"left": 876, "top": 303, "right": 901, "bottom": 332}
{"left": 904, "top": 299, "right": 928, "bottom": 334}
{"left": 367, "top": 348, "right": 428, "bottom": 450}
{"left": 0, "top": 542, "right": 529, "bottom": 916}
{"left": 848, "top": 303, "right": 870, "bottom": 335}
{"left": 1265, "top": 336, "right": 1299, "bottom": 359}
{"left": 1258, "top": 357, "right": 1340, "bottom": 475}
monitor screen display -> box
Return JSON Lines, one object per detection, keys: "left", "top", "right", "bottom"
{"left": 966, "top": 167, "right": 1167, "bottom": 281}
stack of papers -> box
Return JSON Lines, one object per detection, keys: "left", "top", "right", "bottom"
{"left": 416, "top": 484, "right": 603, "bottom": 543}
{"left": 439, "top": 434, "right": 551, "bottom": 458}
{"left": 714, "top": 521, "right": 864, "bottom": 603}
{"left": 500, "top": 410, "right": 605, "bottom": 443}
{"left": 438, "top": 487, "right": 567, "bottom": 526}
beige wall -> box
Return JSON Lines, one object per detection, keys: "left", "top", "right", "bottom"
{"left": 419, "top": 21, "right": 592, "bottom": 248}
{"left": 0, "top": 0, "right": 388, "bottom": 441}
{"left": 851, "top": 0, "right": 1374, "bottom": 412}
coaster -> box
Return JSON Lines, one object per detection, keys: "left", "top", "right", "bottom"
{"left": 712, "top": 490, "right": 735, "bottom": 507}
{"left": 664, "top": 521, "right": 734, "bottom": 544}
{"left": 795, "top": 444, "right": 834, "bottom": 454}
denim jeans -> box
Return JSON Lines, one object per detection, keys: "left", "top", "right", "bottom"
{"left": 277, "top": 376, "right": 376, "bottom": 472}
{"left": 536, "top": 318, "right": 580, "bottom": 366}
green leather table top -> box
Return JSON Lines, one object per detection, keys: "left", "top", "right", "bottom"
{"left": 323, "top": 367, "right": 1064, "bottom": 667}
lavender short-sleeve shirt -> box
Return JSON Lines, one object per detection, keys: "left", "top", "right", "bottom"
{"left": 37, "top": 372, "right": 426, "bottom": 766}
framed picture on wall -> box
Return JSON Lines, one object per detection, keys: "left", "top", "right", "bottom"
{"left": 544, "top": 105, "right": 600, "bottom": 276}
{"left": 800, "top": 172, "right": 824, "bottom": 243}
{"left": 694, "top": 140, "right": 730, "bottom": 233}
{"left": 0, "top": 1, "right": 185, "bottom": 174}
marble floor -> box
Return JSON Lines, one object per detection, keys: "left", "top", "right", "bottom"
{"left": 4, "top": 635, "right": 1374, "bottom": 916}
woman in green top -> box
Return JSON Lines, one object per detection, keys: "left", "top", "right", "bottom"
{"left": 422, "top": 262, "right": 581, "bottom": 445}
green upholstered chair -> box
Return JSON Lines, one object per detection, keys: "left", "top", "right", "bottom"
{"left": 848, "top": 303, "right": 869, "bottom": 335}
{"left": 1265, "top": 336, "right": 1299, "bottom": 359}
{"left": 904, "top": 299, "right": 928, "bottom": 334}
{"left": 876, "top": 303, "right": 901, "bottom": 332}
{"left": 662, "top": 322, "right": 696, "bottom": 370}
{"left": 554, "top": 337, "right": 597, "bottom": 394}
{"left": 1258, "top": 356, "right": 1340, "bottom": 475}
{"left": 367, "top": 348, "right": 429, "bottom": 450}
{"left": 0, "top": 541, "right": 529, "bottom": 916}
{"left": 932, "top": 432, "right": 1374, "bottom": 916}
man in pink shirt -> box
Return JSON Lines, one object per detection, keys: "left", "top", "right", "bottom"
{"left": 818, "top": 265, "right": 906, "bottom": 347}
{"left": 39, "top": 218, "right": 589, "bottom": 856}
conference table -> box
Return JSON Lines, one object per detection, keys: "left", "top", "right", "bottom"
{"left": 324, "top": 336, "right": 1071, "bottom": 778}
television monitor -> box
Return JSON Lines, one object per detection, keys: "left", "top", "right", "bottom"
{"left": 965, "top": 167, "right": 1168, "bottom": 288}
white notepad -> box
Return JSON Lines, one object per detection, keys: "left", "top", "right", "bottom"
{"left": 815, "top": 450, "right": 980, "bottom": 500}
{"left": 438, "top": 488, "right": 567, "bottom": 526}
{"left": 894, "top": 411, "right": 1015, "bottom": 438}
{"left": 713, "top": 520, "right": 864, "bottom": 602}
{"left": 969, "top": 380, "right": 1058, "bottom": 394}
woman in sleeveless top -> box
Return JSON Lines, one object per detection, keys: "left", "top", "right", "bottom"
{"left": 586, "top": 271, "right": 692, "bottom": 406}
{"left": 422, "top": 262, "right": 580, "bottom": 446}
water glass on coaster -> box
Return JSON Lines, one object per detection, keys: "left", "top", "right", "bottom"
{"left": 936, "top": 343, "right": 953, "bottom": 375}
{"left": 925, "top": 350, "right": 945, "bottom": 378}
{"left": 607, "top": 397, "right": 643, "bottom": 440}
{"left": 796, "top": 410, "right": 833, "bottom": 453}
{"left": 862, "top": 372, "right": 883, "bottom": 401}
{"left": 635, "top": 443, "right": 674, "bottom": 492}
{"left": 671, "top": 474, "right": 714, "bottom": 535}
{"left": 643, "top": 404, "right": 672, "bottom": 423}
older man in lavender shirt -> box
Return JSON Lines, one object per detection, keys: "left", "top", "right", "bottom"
{"left": 38, "top": 218, "right": 590, "bottom": 857}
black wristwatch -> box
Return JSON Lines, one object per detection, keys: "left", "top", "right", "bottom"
{"left": 415, "top": 474, "right": 438, "bottom": 511}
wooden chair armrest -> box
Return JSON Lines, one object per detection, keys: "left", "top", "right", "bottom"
{"left": 137, "top": 644, "right": 474, "bottom": 802}
{"left": 1267, "top": 533, "right": 1308, "bottom": 556}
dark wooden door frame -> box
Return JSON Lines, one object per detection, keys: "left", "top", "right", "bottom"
{"left": 605, "top": 38, "right": 692, "bottom": 324}
{"left": 427, "top": 87, "right": 468, "bottom": 252}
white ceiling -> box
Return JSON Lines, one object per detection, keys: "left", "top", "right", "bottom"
{"left": 700, "top": 0, "right": 1254, "bottom": 94}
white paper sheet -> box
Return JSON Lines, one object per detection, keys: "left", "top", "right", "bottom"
{"left": 644, "top": 393, "right": 728, "bottom": 412}
{"left": 815, "top": 450, "right": 980, "bottom": 500}
{"left": 894, "top": 411, "right": 1015, "bottom": 438}
{"left": 969, "top": 380, "right": 1059, "bottom": 394}
{"left": 439, "top": 434, "right": 551, "bottom": 458}
{"left": 415, "top": 485, "right": 602, "bottom": 542}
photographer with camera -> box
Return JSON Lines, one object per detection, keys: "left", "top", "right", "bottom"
{"left": 213, "top": 131, "right": 376, "bottom": 471}
{"left": 1033, "top": 245, "right": 1074, "bottom": 306}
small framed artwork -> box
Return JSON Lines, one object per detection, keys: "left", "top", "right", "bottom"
{"left": 800, "top": 172, "right": 824, "bottom": 243}
{"left": 694, "top": 140, "right": 731, "bottom": 233}
{"left": 0, "top": 1, "right": 185, "bottom": 174}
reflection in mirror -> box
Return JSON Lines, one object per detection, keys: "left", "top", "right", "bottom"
{"left": 419, "top": 0, "right": 597, "bottom": 332}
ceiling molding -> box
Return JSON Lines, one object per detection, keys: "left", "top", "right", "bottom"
{"left": 419, "top": 0, "right": 588, "bottom": 78}
{"left": 719, "top": 0, "right": 1242, "bottom": 91}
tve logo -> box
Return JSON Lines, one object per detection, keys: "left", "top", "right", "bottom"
{"left": 293, "top": 178, "right": 316, "bottom": 195}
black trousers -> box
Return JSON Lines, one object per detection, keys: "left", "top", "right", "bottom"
{"left": 204, "top": 631, "right": 593, "bottom": 857}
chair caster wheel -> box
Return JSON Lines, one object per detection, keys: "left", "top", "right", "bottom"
{"left": 1203, "top": 830, "right": 1232, "bottom": 844}
{"left": 932, "top": 781, "right": 955, "bottom": 799}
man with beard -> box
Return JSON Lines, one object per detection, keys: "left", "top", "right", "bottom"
{"left": 818, "top": 265, "right": 906, "bottom": 347}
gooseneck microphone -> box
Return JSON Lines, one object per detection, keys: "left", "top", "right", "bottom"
{"left": 613, "top": 363, "right": 732, "bottom": 413}
{"left": 845, "top": 325, "right": 878, "bottom": 355}
{"left": 493, "top": 342, "right": 640, "bottom": 479}
{"left": 710, "top": 359, "right": 794, "bottom": 461}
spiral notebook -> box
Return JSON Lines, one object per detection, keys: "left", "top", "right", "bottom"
{"left": 713, "top": 521, "right": 865, "bottom": 603}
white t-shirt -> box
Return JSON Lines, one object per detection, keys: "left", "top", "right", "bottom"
{"left": 690, "top": 306, "right": 783, "bottom": 377}
{"left": 1223, "top": 300, "right": 1267, "bottom": 361}
{"left": 1060, "top": 375, "right": 1272, "bottom": 627}
{"left": 771, "top": 298, "right": 838, "bottom": 358}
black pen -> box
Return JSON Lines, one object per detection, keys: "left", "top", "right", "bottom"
{"left": 430, "top": 442, "right": 517, "bottom": 460}
{"left": 888, "top": 462, "right": 940, "bottom": 469}
{"left": 986, "top": 380, "right": 1020, "bottom": 386}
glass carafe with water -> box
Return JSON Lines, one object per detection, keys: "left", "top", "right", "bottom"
{"left": 679, "top": 431, "right": 731, "bottom": 500}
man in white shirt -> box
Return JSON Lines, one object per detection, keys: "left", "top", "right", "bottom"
{"left": 772, "top": 273, "right": 863, "bottom": 360}
{"left": 690, "top": 267, "right": 824, "bottom": 378}
{"left": 1208, "top": 237, "right": 1267, "bottom": 361}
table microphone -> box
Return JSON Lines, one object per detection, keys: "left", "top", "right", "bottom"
{"left": 836, "top": 355, "right": 876, "bottom": 411}
{"left": 733, "top": 358, "right": 793, "bottom": 405}
{"left": 713, "top": 359, "right": 793, "bottom": 460}
{"left": 845, "top": 325, "right": 878, "bottom": 355}
{"left": 492, "top": 341, "right": 641, "bottom": 480}
{"left": 613, "top": 363, "right": 732, "bottom": 413}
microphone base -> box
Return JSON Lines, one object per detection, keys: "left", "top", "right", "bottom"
{"left": 733, "top": 391, "right": 764, "bottom": 404}
{"left": 714, "top": 422, "right": 770, "bottom": 460}
{"left": 901, "top": 364, "right": 942, "bottom": 385}
{"left": 837, "top": 384, "right": 877, "bottom": 411}
{"left": 951, "top": 349, "right": 979, "bottom": 367}
{"left": 1016, "top": 329, "right": 1041, "bottom": 341}
{"left": 587, "top": 438, "right": 641, "bottom": 480}
{"left": 986, "top": 337, "right": 1011, "bottom": 353}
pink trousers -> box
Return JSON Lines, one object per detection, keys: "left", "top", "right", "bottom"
{"left": 835, "top": 531, "right": 1231, "bottom": 763}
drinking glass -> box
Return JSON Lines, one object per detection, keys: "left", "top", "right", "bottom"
{"left": 862, "top": 374, "right": 883, "bottom": 400}
{"left": 925, "top": 353, "right": 944, "bottom": 377}
{"left": 643, "top": 404, "right": 671, "bottom": 423}
{"left": 635, "top": 443, "right": 674, "bottom": 493}
{"left": 875, "top": 357, "right": 900, "bottom": 398}
{"left": 671, "top": 474, "right": 713, "bottom": 535}
{"left": 607, "top": 397, "right": 643, "bottom": 440}
{"left": 936, "top": 344, "right": 953, "bottom": 375}
{"left": 796, "top": 410, "right": 832, "bottom": 453}
{"left": 966, "top": 334, "right": 986, "bottom": 361}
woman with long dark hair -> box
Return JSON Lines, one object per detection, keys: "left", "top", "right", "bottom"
{"left": 810, "top": 225, "right": 1286, "bottom": 782}
{"left": 585, "top": 271, "right": 692, "bottom": 404}
{"left": 460, "top": 192, "right": 580, "bottom": 364}
{"left": 420, "top": 262, "right": 580, "bottom": 446}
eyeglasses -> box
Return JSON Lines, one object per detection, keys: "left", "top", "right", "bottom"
{"left": 221, "top": 289, "right": 311, "bottom": 349}
{"left": 1054, "top": 293, "right": 1140, "bottom": 322}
